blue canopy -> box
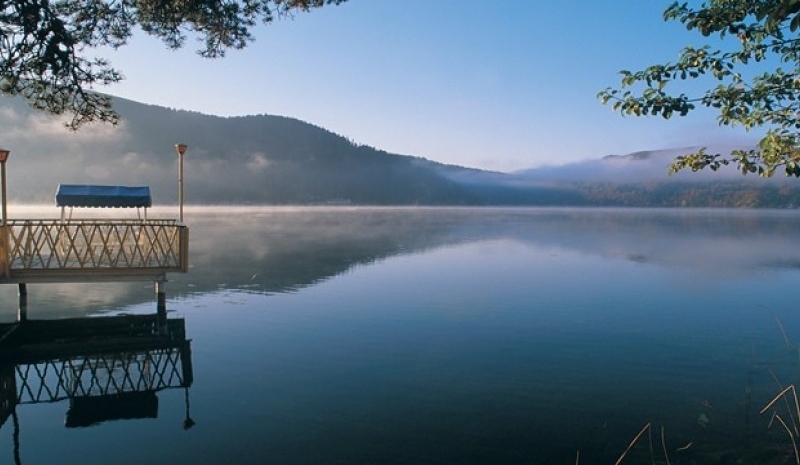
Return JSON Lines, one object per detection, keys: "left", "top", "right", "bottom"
{"left": 55, "top": 185, "right": 152, "bottom": 208}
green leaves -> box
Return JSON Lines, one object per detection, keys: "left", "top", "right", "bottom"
{"left": 597, "top": 84, "right": 694, "bottom": 120}
{"left": 668, "top": 148, "right": 730, "bottom": 174}
{"left": 600, "top": 0, "right": 800, "bottom": 178}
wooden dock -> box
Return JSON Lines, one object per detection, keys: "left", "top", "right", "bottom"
{"left": 0, "top": 147, "right": 194, "bottom": 447}
{"left": 0, "top": 146, "right": 190, "bottom": 286}
{"left": 0, "top": 218, "right": 188, "bottom": 283}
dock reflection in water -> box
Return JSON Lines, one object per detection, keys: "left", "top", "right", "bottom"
{"left": 0, "top": 313, "right": 193, "bottom": 463}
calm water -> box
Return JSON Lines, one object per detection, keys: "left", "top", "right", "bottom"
{"left": 2, "top": 207, "right": 800, "bottom": 464}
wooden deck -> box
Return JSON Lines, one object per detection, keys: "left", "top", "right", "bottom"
{"left": 0, "top": 219, "right": 188, "bottom": 283}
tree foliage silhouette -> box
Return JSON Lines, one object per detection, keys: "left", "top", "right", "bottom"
{"left": 0, "top": 0, "right": 348, "bottom": 128}
{"left": 599, "top": 1, "right": 800, "bottom": 177}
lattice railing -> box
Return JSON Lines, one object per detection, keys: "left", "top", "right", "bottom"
{"left": 1, "top": 219, "right": 188, "bottom": 274}
{"left": 14, "top": 346, "right": 189, "bottom": 404}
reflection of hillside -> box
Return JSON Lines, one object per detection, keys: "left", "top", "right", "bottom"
{"left": 175, "top": 207, "right": 488, "bottom": 294}
{"left": 0, "top": 207, "right": 492, "bottom": 318}
{"left": 174, "top": 207, "right": 800, "bottom": 293}
{"left": 493, "top": 208, "right": 800, "bottom": 272}
{"left": 4, "top": 207, "right": 800, "bottom": 318}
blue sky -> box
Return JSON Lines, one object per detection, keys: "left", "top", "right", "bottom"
{"left": 100, "top": 0, "right": 760, "bottom": 172}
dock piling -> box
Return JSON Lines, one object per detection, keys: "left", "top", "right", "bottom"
{"left": 16, "top": 283, "right": 27, "bottom": 323}
{"left": 155, "top": 279, "right": 167, "bottom": 333}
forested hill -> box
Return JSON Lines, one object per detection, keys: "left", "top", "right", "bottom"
{"left": 0, "top": 96, "right": 479, "bottom": 205}
{"left": 2, "top": 96, "right": 800, "bottom": 207}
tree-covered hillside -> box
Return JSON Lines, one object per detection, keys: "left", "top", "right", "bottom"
{"left": 3, "top": 96, "right": 800, "bottom": 207}
{"left": 1, "top": 96, "right": 480, "bottom": 205}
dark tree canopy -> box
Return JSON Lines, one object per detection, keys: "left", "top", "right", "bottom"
{"left": 598, "top": 1, "right": 800, "bottom": 178}
{"left": 0, "top": 0, "right": 348, "bottom": 128}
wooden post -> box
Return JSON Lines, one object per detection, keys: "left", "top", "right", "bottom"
{"left": 180, "top": 226, "right": 189, "bottom": 272}
{"left": 16, "top": 283, "right": 27, "bottom": 323}
{"left": 0, "top": 153, "right": 7, "bottom": 227}
{"left": 0, "top": 225, "right": 8, "bottom": 279}
{"left": 0, "top": 150, "right": 9, "bottom": 279}
{"left": 0, "top": 364, "right": 16, "bottom": 430}
{"left": 155, "top": 279, "right": 167, "bottom": 333}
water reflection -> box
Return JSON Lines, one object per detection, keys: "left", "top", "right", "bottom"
{"left": 0, "top": 312, "right": 193, "bottom": 464}
{"left": 4, "top": 206, "right": 800, "bottom": 319}
{"left": 1, "top": 207, "right": 799, "bottom": 464}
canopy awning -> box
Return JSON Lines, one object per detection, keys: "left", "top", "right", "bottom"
{"left": 55, "top": 185, "right": 152, "bottom": 208}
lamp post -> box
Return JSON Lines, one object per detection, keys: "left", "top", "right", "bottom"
{"left": 175, "top": 144, "right": 188, "bottom": 222}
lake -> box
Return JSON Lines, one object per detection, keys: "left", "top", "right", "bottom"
{"left": 2, "top": 206, "right": 800, "bottom": 464}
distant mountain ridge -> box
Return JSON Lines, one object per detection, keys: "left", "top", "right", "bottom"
{"left": 2, "top": 96, "right": 799, "bottom": 207}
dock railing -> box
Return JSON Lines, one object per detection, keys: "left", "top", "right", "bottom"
{"left": 0, "top": 219, "right": 188, "bottom": 281}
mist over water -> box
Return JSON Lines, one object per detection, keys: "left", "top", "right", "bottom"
{"left": 2, "top": 206, "right": 800, "bottom": 464}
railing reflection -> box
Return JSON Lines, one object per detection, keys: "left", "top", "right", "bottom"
{"left": 0, "top": 312, "right": 193, "bottom": 462}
